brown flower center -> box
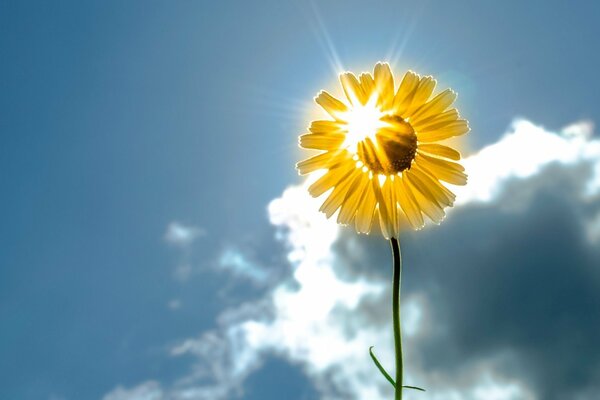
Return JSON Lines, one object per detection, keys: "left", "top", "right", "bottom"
{"left": 356, "top": 115, "right": 417, "bottom": 175}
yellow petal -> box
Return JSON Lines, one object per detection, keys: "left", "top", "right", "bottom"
{"left": 395, "top": 175, "right": 424, "bottom": 229}
{"left": 404, "top": 170, "right": 440, "bottom": 205}
{"left": 374, "top": 62, "right": 395, "bottom": 109}
{"left": 371, "top": 178, "right": 390, "bottom": 238}
{"left": 404, "top": 169, "right": 454, "bottom": 223}
{"left": 410, "top": 164, "right": 456, "bottom": 206}
{"left": 340, "top": 72, "right": 367, "bottom": 105}
{"left": 419, "top": 153, "right": 464, "bottom": 172}
{"left": 308, "top": 159, "right": 355, "bottom": 197}
{"left": 393, "top": 71, "right": 420, "bottom": 116}
{"left": 309, "top": 120, "right": 345, "bottom": 134}
{"left": 296, "top": 150, "right": 345, "bottom": 175}
{"left": 404, "top": 173, "right": 446, "bottom": 223}
{"left": 418, "top": 143, "right": 461, "bottom": 160}
{"left": 412, "top": 108, "right": 459, "bottom": 131}
{"left": 359, "top": 73, "right": 375, "bottom": 100}
{"left": 405, "top": 76, "right": 436, "bottom": 117}
{"left": 299, "top": 132, "right": 346, "bottom": 150}
{"left": 320, "top": 167, "right": 362, "bottom": 218}
{"left": 315, "top": 91, "right": 348, "bottom": 119}
{"left": 410, "top": 89, "right": 457, "bottom": 124}
{"left": 418, "top": 120, "right": 470, "bottom": 142}
{"left": 337, "top": 172, "right": 370, "bottom": 224}
{"left": 354, "top": 177, "right": 377, "bottom": 233}
{"left": 415, "top": 154, "right": 467, "bottom": 185}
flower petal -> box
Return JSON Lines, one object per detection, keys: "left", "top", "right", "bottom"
{"left": 412, "top": 108, "right": 459, "bottom": 131}
{"left": 340, "top": 72, "right": 367, "bottom": 105}
{"left": 395, "top": 175, "right": 424, "bottom": 229}
{"left": 309, "top": 120, "right": 345, "bottom": 134}
{"left": 410, "top": 89, "right": 457, "bottom": 124}
{"left": 315, "top": 91, "right": 348, "bottom": 119}
{"left": 404, "top": 172, "right": 446, "bottom": 223}
{"left": 419, "top": 153, "right": 465, "bottom": 172}
{"left": 299, "top": 132, "right": 346, "bottom": 150}
{"left": 374, "top": 62, "right": 395, "bottom": 109}
{"left": 418, "top": 120, "right": 470, "bottom": 142}
{"left": 418, "top": 143, "right": 461, "bottom": 160}
{"left": 296, "top": 150, "right": 346, "bottom": 175}
{"left": 354, "top": 176, "right": 377, "bottom": 233}
{"left": 337, "top": 171, "right": 370, "bottom": 224}
{"left": 320, "top": 167, "right": 362, "bottom": 218}
{"left": 405, "top": 76, "right": 436, "bottom": 116}
{"left": 371, "top": 178, "right": 390, "bottom": 238}
{"left": 410, "top": 164, "right": 456, "bottom": 206}
{"left": 359, "top": 72, "right": 376, "bottom": 100}
{"left": 308, "top": 159, "right": 355, "bottom": 197}
{"left": 415, "top": 154, "right": 468, "bottom": 185}
{"left": 393, "top": 71, "right": 420, "bottom": 116}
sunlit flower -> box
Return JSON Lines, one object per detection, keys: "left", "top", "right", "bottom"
{"left": 297, "top": 62, "right": 469, "bottom": 239}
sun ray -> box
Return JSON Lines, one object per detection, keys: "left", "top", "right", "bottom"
{"left": 308, "top": 0, "right": 345, "bottom": 75}
{"left": 386, "top": 3, "right": 425, "bottom": 68}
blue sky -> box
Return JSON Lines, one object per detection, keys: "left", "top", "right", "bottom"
{"left": 1, "top": 1, "right": 600, "bottom": 399}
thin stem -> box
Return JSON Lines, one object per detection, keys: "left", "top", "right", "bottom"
{"left": 390, "top": 237, "right": 403, "bottom": 400}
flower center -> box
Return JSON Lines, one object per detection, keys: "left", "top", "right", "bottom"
{"left": 356, "top": 115, "right": 417, "bottom": 175}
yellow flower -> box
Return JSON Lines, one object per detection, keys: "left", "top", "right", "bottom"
{"left": 296, "top": 62, "right": 469, "bottom": 239}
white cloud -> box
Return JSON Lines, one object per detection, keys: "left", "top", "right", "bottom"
{"left": 420, "top": 363, "right": 536, "bottom": 400}
{"left": 164, "top": 222, "right": 206, "bottom": 283}
{"left": 105, "top": 119, "right": 599, "bottom": 400}
{"left": 103, "top": 381, "right": 163, "bottom": 400}
{"left": 455, "top": 119, "right": 600, "bottom": 206}
{"left": 217, "top": 247, "right": 269, "bottom": 284}
{"left": 164, "top": 222, "right": 205, "bottom": 247}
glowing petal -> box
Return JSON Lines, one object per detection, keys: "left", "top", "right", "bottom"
{"left": 340, "top": 72, "right": 367, "bottom": 105}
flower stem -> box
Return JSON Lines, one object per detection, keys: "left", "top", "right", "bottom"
{"left": 390, "top": 237, "right": 403, "bottom": 400}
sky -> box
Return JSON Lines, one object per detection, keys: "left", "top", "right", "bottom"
{"left": 1, "top": 1, "right": 600, "bottom": 399}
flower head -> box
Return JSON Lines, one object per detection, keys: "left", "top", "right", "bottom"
{"left": 297, "top": 62, "right": 469, "bottom": 239}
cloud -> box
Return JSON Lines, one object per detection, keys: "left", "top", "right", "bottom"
{"left": 164, "top": 222, "right": 206, "bottom": 283}
{"left": 103, "top": 381, "right": 163, "bottom": 400}
{"left": 455, "top": 119, "right": 600, "bottom": 206}
{"left": 105, "top": 119, "right": 600, "bottom": 400}
{"left": 164, "top": 222, "right": 206, "bottom": 247}
{"left": 217, "top": 247, "right": 270, "bottom": 285}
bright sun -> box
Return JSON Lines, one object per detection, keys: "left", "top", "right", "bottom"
{"left": 342, "top": 97, "right": 386, "bottom": 152}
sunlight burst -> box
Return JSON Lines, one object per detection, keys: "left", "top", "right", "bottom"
{"left": 342, "top": 97, "right": 386, "bottom": 152}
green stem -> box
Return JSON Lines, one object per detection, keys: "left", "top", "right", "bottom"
{"left": 390, "top": 237, "right": 403, "bottom": 400}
